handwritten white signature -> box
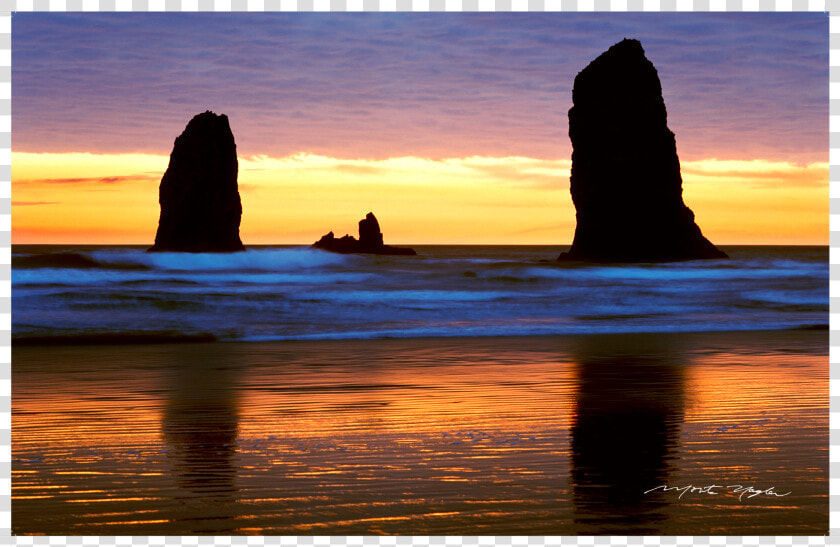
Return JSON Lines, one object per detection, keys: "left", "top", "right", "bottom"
{"left": 644, "top": 484, "right": 792, "bottom": 502}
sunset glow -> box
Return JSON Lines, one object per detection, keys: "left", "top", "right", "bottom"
{"left": 11, "top": 13, "right": 828, "bottom": 245}
{"left": 12, "top": 152, "right": 827, "bottom": 245}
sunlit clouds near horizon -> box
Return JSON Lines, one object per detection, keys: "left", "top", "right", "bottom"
{"left": 12, "top": 151, "right": 827, "bottom": 245}
{"left": 11, "top": 12, "right": 828, "bottom": 245}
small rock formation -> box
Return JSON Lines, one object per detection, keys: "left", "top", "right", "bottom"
{"left": 313, "top": 212, "right": 416, "bottom": 256}
{"left": 358, "top": 212, "right": 384, "bottom": 250}
{"left": 149, "top": 111, "right": 245, "bottom": 252}
{"left": 559, "top": 39, "right": 726, "bottom": 262}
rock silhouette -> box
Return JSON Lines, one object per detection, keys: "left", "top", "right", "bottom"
{"left": 358, "top": 212, "right": 385, "bottom": 249}
{"left": 313, "top": 213, "right": 416, "bottom": 255}
{"left": 149, "top": 111, "right": 245, "bottom": 252}
{"left": 559, "top": 39, "right": 726, "bottom": 262}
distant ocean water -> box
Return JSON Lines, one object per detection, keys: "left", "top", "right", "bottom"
{"left": 11, "top": 245, "right": 828, "bottom": 343}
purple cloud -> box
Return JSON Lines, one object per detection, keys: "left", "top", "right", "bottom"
{"left": 11, "top": 13, "right": 827, "bottom": 163}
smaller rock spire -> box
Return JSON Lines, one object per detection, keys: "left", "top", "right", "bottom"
{"left": 313, "top": 212, "right": 416, "bottom": 256}
{"left": 358, "top": 212, "right": 384, "bottom": 251}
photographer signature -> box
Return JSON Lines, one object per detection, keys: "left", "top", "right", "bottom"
{"left": 644, "top": 484, "right": 791, "bottom": 502}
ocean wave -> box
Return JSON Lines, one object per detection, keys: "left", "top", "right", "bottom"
{"left": 12, "top": 245, "right": 828, "bottom": 343}
{"left": 13, "top": 247, "right": 358, "bottom": 273}
{"left": 95, "top": 247, "right": 357, "bottom": 272}
{"left": 291, "top": 289, "right": 523, "bottom": 303}
{"left": 516, "top": 264, "right": 822, "bottom": 282}
{"left": 12, "top": 331, "right": 217, "bottom": 345}
{"left": 13, "top": 252, "right": 151, "bottom": 271}
{"left": 742, "top": 289, "right": 829, "bottom": 307}
{"left": 12, "top": 269, "right": 376, "bottom": 287}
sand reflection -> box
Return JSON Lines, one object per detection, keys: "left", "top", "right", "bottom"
{"left": 161, "top": 348, "right": 241, "bottom": 504}
{"left": 569, "top": 334, "right": 687, "bottom": 534}
{"left": 12, "top": 332, "right": 826, "bottom": 535}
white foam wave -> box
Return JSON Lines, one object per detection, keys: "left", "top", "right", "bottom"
{"left": 89, "top": 247, "right": 355, "bottom": 272}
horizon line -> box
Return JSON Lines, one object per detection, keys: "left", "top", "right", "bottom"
{"left": 9, "top": 242, "right": 829, "bottom": 248}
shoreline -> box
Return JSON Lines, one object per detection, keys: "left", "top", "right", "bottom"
{"left": 11, "top": 324, "right": 829, "bottom": 349}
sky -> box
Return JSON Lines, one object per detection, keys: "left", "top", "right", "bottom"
{"left": 11, "top": 12, "right": 829, "bottom": 245}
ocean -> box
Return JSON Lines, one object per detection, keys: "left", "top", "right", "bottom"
{"left": 11, "top": 245, "right": 829, "bottom": 343}
{"left": 11, "top": 244, "right": 829, "bottom": 535}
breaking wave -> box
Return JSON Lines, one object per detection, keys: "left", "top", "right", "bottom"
{"left": 12, "top": 245, "right": 828, "bottom": 343}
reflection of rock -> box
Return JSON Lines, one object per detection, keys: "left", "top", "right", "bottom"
{"left": 149, "top": 111, "right": 245, "bottom": 253}
{"left": 569, "top": 333, "right": 686, "bottom": 534}
{"left": 161, "top": 347, "right": 239, "bottom": 505}
{"left": 313, "top": 212, "right": 416, "bottom": 255}
{"left": 559, "top": 39, "right": 726, "bottom": 262}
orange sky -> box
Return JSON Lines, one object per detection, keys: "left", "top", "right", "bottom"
{"left": 12, "top": 152, "right": 828, "bottom": 245}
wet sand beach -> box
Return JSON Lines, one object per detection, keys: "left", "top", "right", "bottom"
{"left": 12, "top": 330, "right": 827, "bottom": 535}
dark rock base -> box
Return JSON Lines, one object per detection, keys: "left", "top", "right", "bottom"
{"left": 313, "top": 212, "right": 416, "bottom": 256}
{"left": 313, "top": 232, "right": 416, "bottom": 256}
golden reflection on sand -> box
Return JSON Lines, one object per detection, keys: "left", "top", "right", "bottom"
{"left": 12, "top": 331, "right": 827, "bottom": 535}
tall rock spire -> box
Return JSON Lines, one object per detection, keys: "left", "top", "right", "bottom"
{"left": 149, "top": 111, "right": 245, "bottom": 253}
{"left": 559, "top": 39, "right": 726, "bottom": 262}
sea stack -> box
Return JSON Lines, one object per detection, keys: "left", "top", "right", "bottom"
{"left": 149, "top": 111, "right": 245, "bottom": 252}
{"left": 559, "top": 39, "right": 726, "bottom": 262}
{"left": 313, "top": 212, "right": 416, "bottom": 256}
